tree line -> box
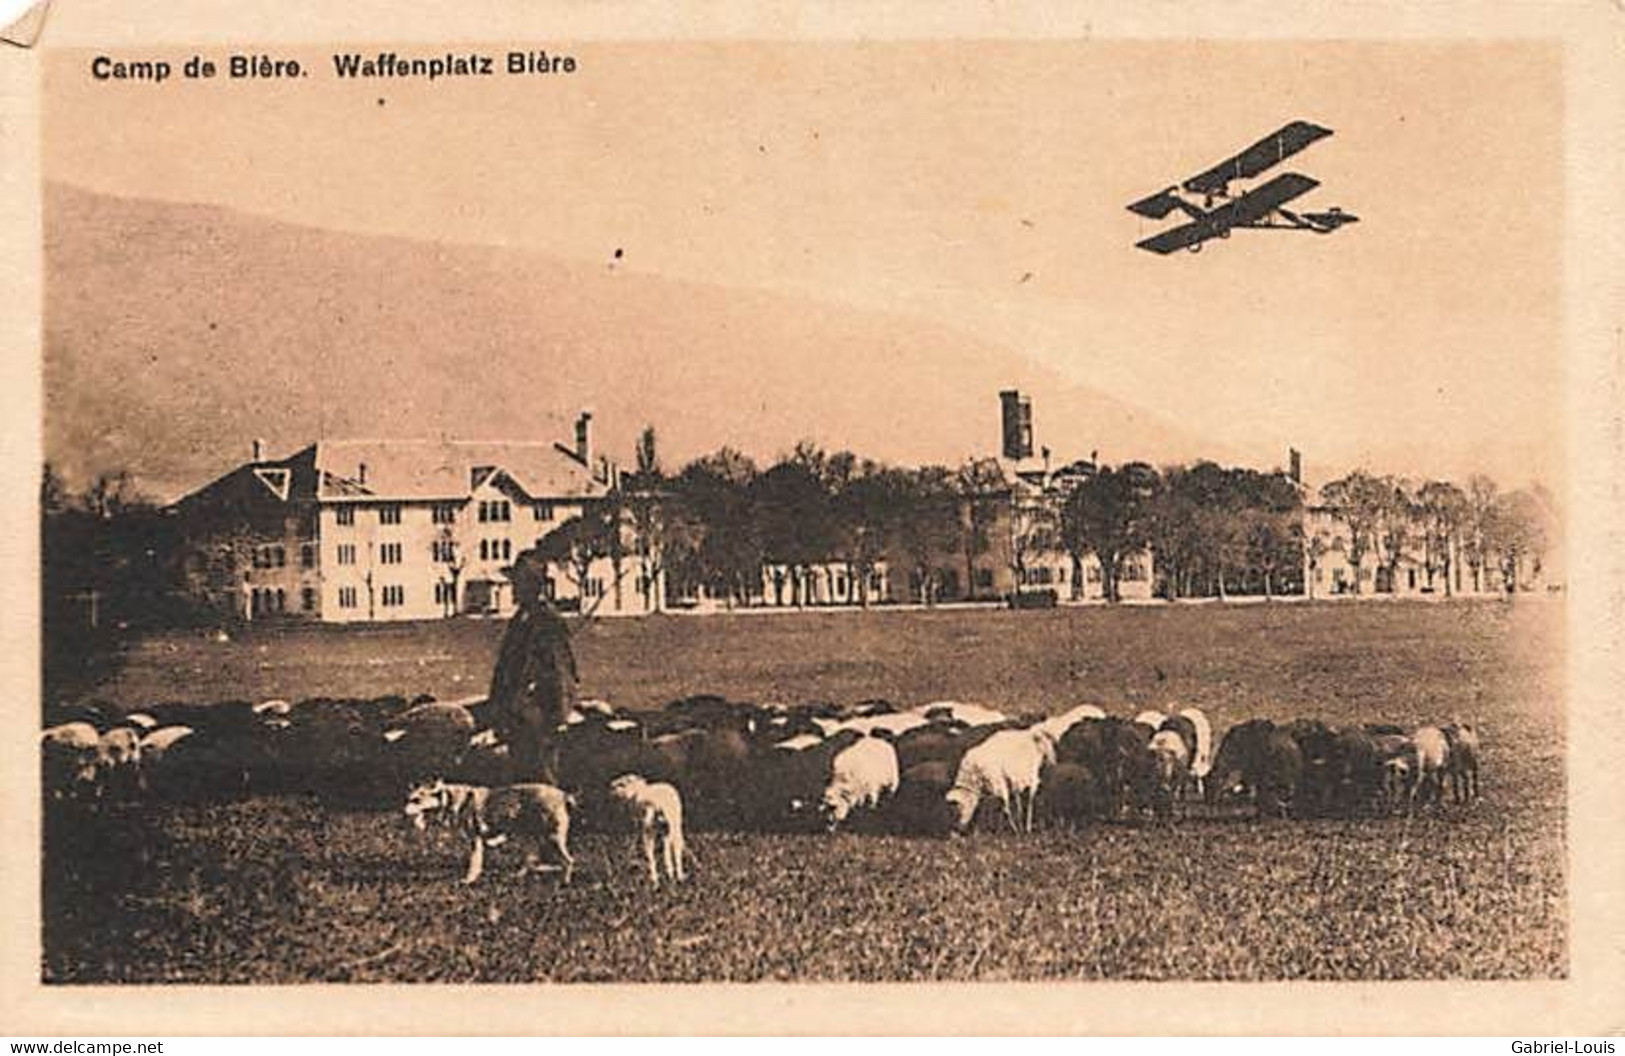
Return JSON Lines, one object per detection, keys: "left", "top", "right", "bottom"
{"left": 540, "top": 428, "right": 1558, "bottom": 610}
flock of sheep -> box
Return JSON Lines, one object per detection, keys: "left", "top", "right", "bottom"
{"left": 41, "top": 692, "right": 1482, "bottom": 887}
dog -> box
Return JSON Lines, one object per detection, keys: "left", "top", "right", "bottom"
{"left": 404, "top": 779, "right": 576, "bottom": 885}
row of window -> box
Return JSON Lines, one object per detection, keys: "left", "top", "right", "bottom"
{"left": 479, "top": 538, "right": 513, "bottom": 562}
{"left": 249, "top": 586, "right": 318, "bottom": 615}
{"left": 334, "top": 584, "right": 407, "bottom": 609}
{"left": 332, "top": 501, "right": 563, "bottom": 527}
{"left": 251, "top": 544, "right": 319, "bottom": 570}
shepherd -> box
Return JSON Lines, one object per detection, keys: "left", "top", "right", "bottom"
{"left": 487, "top": 548, "right": 578, "bottom": 782}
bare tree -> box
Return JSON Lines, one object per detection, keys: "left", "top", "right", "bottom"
{"left": 1319, "top": 471, "right": 1390, "bottom": 596}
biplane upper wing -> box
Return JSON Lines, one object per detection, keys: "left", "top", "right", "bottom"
{"left": 1135, "top": 172, "right": 1320, "bottom": 254}
{"left": 1181, "top": 121, "right": 1333, "bottom": 196}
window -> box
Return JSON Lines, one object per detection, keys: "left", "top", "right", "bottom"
{"left": 381, "top": 584, "right": 405, "bottom": 607}
{"left": 379, "top": 504, "right": 402, "bottom": 525}
{"left": 501, "top": 539, "right": 512, "bottom": 561}
{"left": 432, "top": 539, "right": 456, "bottom": 563}
{"left": 338, "top": 586, "right": 357, "bottom": 609}
{"left": 302, "top": 587, "right": 317, "bottom": 611}
{"left": 336, "top": 506, "right": 355, "bottom": 526}
{"left": 435, "top": 581, "right": 455, "bottom": 605}
{"left": 380, "top": 542, "right": 404, "bottom": 565}
{"left": 583, "top": 577, "right": 605, "bottom": 598}
{"left": 300, "top": 543, "right": 316, "bottom": 568}
{"left": 479, "top": 539, "right": 489, "bottom": 561}
{"left": 337, "top": 544, "right": 356, "bottom": 566}
{"left": 275, "top": 588, "right": 286, "bottom": 612}
{"left": 534, "top": 501, "right": 554, "bottom": 521}
{"left": 478, "top": 500, "right": 511, "bottom": 523}
{"left": 432, "top": 503, "right": 457, "bottom": 524}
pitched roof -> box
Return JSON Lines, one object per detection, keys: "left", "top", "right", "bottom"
{"left": 313, "top": 439, "right": 606, "bottom": 503}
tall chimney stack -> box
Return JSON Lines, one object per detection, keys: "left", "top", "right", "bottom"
{"left": 358, "top": 462, "right": 368, "bottom": 485}
{"left": 575, "top": 410, "right": 593, "bottom": 466}
{"left": 251, "top": 438, "right": 265, "bottom": 463}
{"left": 999, "top": 390, "right": 1033, "bottom": 461}
{"left": 1289, "top": 447, "right": 1303, "bottom": 485}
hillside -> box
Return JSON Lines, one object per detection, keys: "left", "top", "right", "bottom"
{"left": 44, "top": 182, "right": 1222, "bottom": 501}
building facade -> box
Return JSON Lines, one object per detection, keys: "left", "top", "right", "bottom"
{"left": 171, "top": 414, "right": 655, "bottom": 622}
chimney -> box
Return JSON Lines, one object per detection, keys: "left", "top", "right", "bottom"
{"left": 251, "top": 438, "right": 265, "bottom": 463}
{"left": 575, "top": 410, "right": 593, "bottom": 466}
{"left": 1289, "top": 447, "right": 1303, "bottom": 485}
{"left": 358, "top": 462, "right": 368, "bottom": 485}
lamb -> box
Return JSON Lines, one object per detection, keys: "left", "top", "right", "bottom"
{"left": 608, "top": 774, "right": 688, "bottom": 887}
{"left": 1409, "top": 726, "right": 1452, "bottom": 808}
{"left": 1441, "top": 722, "right": 1482, "bottom": 803}
{"left": 403, "top": 779, "right": 576, "bottom": 885}
{"left": 946, "top": 725, "right": 1058, "bottom": 834}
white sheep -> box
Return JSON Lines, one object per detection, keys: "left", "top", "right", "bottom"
{"left": 608, "top": 774, "right": 687, "bottom": 887}
{"left": 1178, "top": 706, "right": 1214, "bottom": 794}
{"left": 1037, "top": 703, "right": 1107, "bottom": 741}
{"left": 819, "top": 736, "right": 900, "bottom": 830}
{"left": 946, "top": 726, "right": 1058, "bottom": 834}
{"left": 43, "top": 722, "right": 102, "bottom": 800}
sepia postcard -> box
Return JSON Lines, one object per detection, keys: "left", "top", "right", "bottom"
{"left": 3, "top": 0, "right": 1623, "bottom": 1037}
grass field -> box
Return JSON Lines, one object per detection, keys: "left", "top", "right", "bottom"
{"left": 46, "top": 599, "right": 1566, "bottom": 982}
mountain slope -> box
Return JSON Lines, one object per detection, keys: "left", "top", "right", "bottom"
{"left": 45, "top": 182, "right": 1227, "bottom": 501}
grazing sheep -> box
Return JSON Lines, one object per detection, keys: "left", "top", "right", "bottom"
{"left": 1145, "top": 728, "right": 1192, "bottom": 819}
{"left": 836, "top": 712, "right": 929, "bottom": 738}
{"left": 608, "top": 774, "right": 688, "bottom": 887}
{"left": 890, "top": 761, "right": 957, "bottom": 835}
{"left": 1132, "top": 709, "right": 1168, "bottom": 732}
{"left": 1409, "top": 726, "right": 1451, "bottom": 808}
{"left": 124, "top": 712, "right": 159, "bottom": 732}
{"left": 1176, "top": 707, "right": 1214, "bottom": 794}
{"left": 946, "top": 726, "right": 1058, "bottom": 834}
{"left": 136, "top": 725, "right": 195, "bottom": 795}
{"left": 42, "top": 722, "right": 103, "bottom": 800}
{"left": 96, "top": 727, "right": 144, "bottom": 798}
{"left": 1036, "top": 704, "right": 1106, "bottom": 742}
{"left": 1381, "top": 752, "right": 1414, "bottom": 808}
{"left": 383, "top": 701, "right": 478, "bottom": 785}
{"left": 1207, "top": 719, "right": 1302, "bottom": 819}
{"left": 819, "top": 736, "right": 900, "bottom": 830}
{"left": 1035, "top": 761, "right": 1096, "bottom": 830}
{"left": 1441, "top": 722, "right": 1482, "bottom": 803}
{"left": 915, "top": 701, "right": 1009, "bottom": 728}
{"left": 1056, "top": 716, "right": 1153, "bottom": 821}
{"left": 404, "top": 779, "right": 576, "bottom": 885}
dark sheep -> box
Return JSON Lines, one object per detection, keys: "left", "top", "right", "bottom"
{"left": 1035, "top": 761, "right": 1096, "bottom": 830}
{"left": 1058, "top": 716, "right": 1153, "bottom": 821}
{"left": 1208, "top": 719, "right": 1303, "bottom": 819}
{"left": 888, "top": 760, "right": 956, "bottom": 835}
{"left": 748, "top": 728, "right": 865, "bottom": 830}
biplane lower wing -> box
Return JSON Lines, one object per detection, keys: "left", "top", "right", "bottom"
{"left": 1182, "top": 120, "right": 1333, "bottom": 196}
{"left": 1134, "top": 172, "right": 1320, "bottom": 254}
{"left": 1126, "top": 187, "right": 1186, "bottom": 220}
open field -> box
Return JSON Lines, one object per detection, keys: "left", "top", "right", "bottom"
{"left": 46, "top": 599, "right": 1565, "bottom": 982}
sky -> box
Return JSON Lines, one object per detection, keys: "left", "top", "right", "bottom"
{"left": 43, "top": 39, "right": 1563, "bottom": 490}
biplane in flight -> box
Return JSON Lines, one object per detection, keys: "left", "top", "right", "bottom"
{"left": 1127, "top": 120, "right": 1359, "bottom": 255}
